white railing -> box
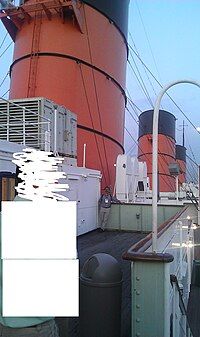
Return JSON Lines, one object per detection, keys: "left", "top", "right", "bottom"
{"left": 123, "top": 204, "right": 197, "bottom": 336}
{"left": 146, "top": 205, "right": 196, "bottom": 337}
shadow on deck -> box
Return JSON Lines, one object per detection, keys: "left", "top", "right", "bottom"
{"left": 56, "top": 229, "right": 146, "bottom": 337}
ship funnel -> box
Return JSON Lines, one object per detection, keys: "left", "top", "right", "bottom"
{"left": 3, "top": 0, "right": 129, "bottom": 189}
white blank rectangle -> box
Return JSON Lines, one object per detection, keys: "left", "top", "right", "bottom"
{"left": 2, "top": 201, "right": 77, "bottom": 259}
{"left": 3, "top": 259, "right": 79, "bottom": 316}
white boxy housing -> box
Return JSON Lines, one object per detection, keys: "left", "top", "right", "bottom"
{"left": 115, "top": 154, "right": 150, "bottom": 203}
{"left": 0, "top": 97, "right": 101, "bottom": 235}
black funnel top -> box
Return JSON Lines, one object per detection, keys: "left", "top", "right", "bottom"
{"left": 83, "top": 0, "right": 130, "bottom": 39}
{"left": 176, "top": 145, "right": 186, "bottom": 162}
{"left": 138, "top": 109, "right": 176, "bottom": 141}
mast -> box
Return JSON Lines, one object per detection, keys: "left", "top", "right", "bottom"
{"left": 183, "top": 120, "right": 185, "bottom": 147}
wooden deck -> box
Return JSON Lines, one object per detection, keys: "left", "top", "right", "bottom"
{"left": 56, "top": 229, "right": 146, "bottom": 337}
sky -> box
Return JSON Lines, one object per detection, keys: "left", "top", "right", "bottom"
{"left": 126, "top": 0, "right": 200, "bottom": 176}
{"left": 0, "top": 0, "right": 200, "bottom": 180}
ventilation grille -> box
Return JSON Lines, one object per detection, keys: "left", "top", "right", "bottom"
{"left": 0, "top": 99, "right": 46, "bottom": 148}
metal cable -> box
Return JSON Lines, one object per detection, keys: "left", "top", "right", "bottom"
{"left": 126, "top": 89, "right": 143, "bottom": 115}
{"left": 128, "top": 43, "right": 200, "bottom": 137}
{"left": 128, "top": 59, "right": 154, "bottom": 108}
{"left": 134, "top": 1, "right": 162, "bottom": 82}
{"left": 79, "top": 63, "right": 107, "bottom": 185}
{"left": 186, "top": 155, "right": 198, "bottom": 167}
{"left": 0, "top": 72, "right": 9, "bottom": 89}
{"left": 127, "top": 95, "right": 143, "bottom": 114}
{"left": 187, "top": 160, "right": 198, "bottom": 183}
{"left": 129, "top": 33, "right": 164, "bottom": 109}
{"left": 127, "top": 44, "right": 196, "bottom": 187}
{"left": 1, "top": 89, "right": 9, "bottom": 97}
{"left": 126, "top": 143, "right": 137, "bottom": 155}
{"left": 0, "top": 41, "right": 13, "bottom": 58}
{"left": 0, "top": 32, "right": 8, "bottom": 50}
{"left": 83, "top": 6, "right": 112, "bottom": 184}
{"left": 125, "top": 106, "right": 139, "bottom": 125}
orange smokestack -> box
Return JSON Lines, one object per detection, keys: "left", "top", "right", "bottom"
{"left": 1, "top": 0, "right": 129, "bottom": 188}
{"left": 138, "top": 110, "right": 176, "bottom": 192}
{"left": 176, "top": 145, "right": 186, "bottom": 185}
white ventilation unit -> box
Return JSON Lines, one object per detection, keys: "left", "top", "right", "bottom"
{"left": 0, "top": 97, "right": 77, "bottom": 160}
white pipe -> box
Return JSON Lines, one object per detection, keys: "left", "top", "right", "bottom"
{"left": 152, "top": 79, "right": 200, "bottom": 253}
{"left": 44, "top": 131, "right": 50, "bottom": 152}
{"left": 7, "top": 103, "right": 9, "bottom": 141}
{"left": 47, "top": 120, "right": 51, "bottom": 152}
{"left": 176, "top": 175, "right": 179, "bottom": 203}
{"left": 83, "top": 143, "right": 86, "bottom": 168}
{"left": 126, "top": 175, "right": 129, "bottom": 203}
{"left": 187, "top": 241, "right": 191, "bottom": 297}
{"left": 96, "top": 180, "right": 100, "bottom": 228}
{"left": 6, "top": 123, "right": 9, "bottom": 142}
{"left": 53, "top": 107, "right": 57, "bottom": 155}
{"left": 179, "top": 220, "right": 183, "bottom": 279}
{"left": 22, "top": 107, "right": 26, "bottom": 145}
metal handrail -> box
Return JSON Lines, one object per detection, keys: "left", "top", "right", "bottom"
{"left": 170, "top": 274, "right": 193, "bottom": 337}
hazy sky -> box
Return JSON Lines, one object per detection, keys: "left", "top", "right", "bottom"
{"left": 0, "top": 0, "right": 200, "bottom": 178}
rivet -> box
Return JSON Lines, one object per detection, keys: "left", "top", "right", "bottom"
{"left": 136, "top": 291, "right": 140, "bottom": 295}
{"left": 136, "top": 304, "right": 140, "bottom": 309}
{"left": 136, "top": 276, "right": 140, "bottom": 281}
{"left": 136, "top": 318, "right": 140, "bottom": 323}
{"left": 136, "top": 333, "right": 141, "bottom": 337}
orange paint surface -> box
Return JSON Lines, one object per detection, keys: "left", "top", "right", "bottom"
{"left": 176, "top": 159, "right": 186, "bottom": 185}
{"left": 138, "top": 134, "right": 176, "bottom": 192}
{"left": 9, "top": 3, "right": 127, "bottom": 188}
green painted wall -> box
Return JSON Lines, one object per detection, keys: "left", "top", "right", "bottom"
{"left": 107, "top": 204, "right": 183, "bottom": 232}
{"left": 131, "top": 261, "right": 171, "bottom": 336}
